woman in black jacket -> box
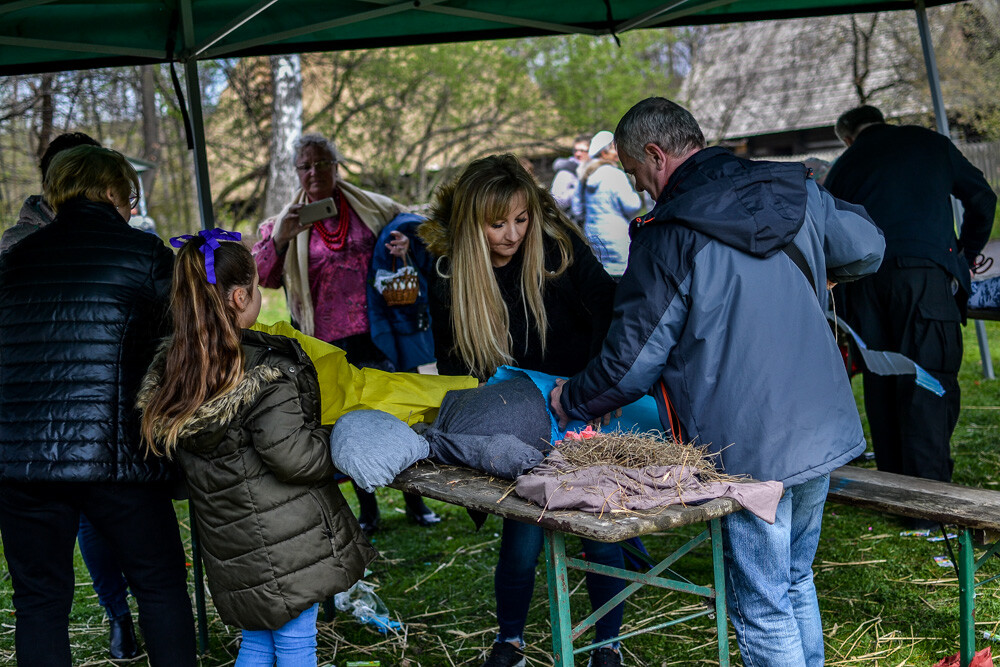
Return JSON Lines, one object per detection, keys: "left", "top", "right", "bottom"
{"left": 419, "top": 155, "right": 625, "bottom": 667}
{"left": 0, "top": 145, "right": 196, "bottom": 666}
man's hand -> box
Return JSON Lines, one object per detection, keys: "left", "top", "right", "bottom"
{"left": 549, "top": 379, "right": 570, "bottom": 429}
{"left": 588, "top": 407, "right": 623, "bottom": 429}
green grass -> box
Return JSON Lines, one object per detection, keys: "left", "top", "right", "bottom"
{"left": 2, "top": 320, "right": 1000, "bottom": 665}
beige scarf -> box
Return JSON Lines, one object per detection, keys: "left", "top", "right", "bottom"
{"left": 272, "top": 181, "right": 402, "bottom": 337}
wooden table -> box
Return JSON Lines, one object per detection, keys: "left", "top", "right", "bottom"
{"left": 390, "top": 462, "right": 743, "bottom": 666}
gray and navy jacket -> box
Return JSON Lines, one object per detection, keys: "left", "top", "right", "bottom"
{"left": 560, "top": 147, "right": 885, "bottom": 487}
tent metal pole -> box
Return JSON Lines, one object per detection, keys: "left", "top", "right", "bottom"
{"left": 182, "top": 59, "right": 215, "bottom": 230}
{"left": 915, "top": 0, "right": 994, "bottom": 380}
{"left": 179, "top": 0, "right": 215, "bottom": 230}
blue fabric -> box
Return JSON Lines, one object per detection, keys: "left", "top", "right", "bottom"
{"left": 487, "top": 365, "right": 660, "bottom": 445}
{"left": 832, "top": 315, "right": 945, "bottom": 396}
{"left": 495, "top": 517, "right": 624, "bottom": 643}
{"left": 367, "top": 213, "right": 435, "bottom": 371}
{"left": 77, "top": 514, "right": 130, "bottom": 618}
{"left": 236, "top": 603, "right": 319, "bottom": 667}
{"left": 722, "top": 474, "right": 829, "bottom": 667}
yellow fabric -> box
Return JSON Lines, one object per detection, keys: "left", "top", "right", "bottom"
{"left": 251, "top": 320, "right": 476, "bottom": 425}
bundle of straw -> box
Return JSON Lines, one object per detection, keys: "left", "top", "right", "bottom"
{"left": 554, "top": 428, "right": 733, "bottom": 485}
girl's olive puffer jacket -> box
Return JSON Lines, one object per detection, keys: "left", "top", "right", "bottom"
{"left": 138, "top": 329, "right": 376, "bottom": 631}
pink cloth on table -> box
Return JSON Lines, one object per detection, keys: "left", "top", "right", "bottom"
{"left": 254, "top": 204, "right": 375, "bottom": 342}
{"left": 515, "top": 449, "right": 784, "bottom": 523}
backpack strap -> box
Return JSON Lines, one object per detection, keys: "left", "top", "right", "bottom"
{"left": 782, "top": 242, "right": 815, "bottom": 288}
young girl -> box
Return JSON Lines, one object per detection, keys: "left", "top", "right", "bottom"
{"left": 139, "top": 230, "right": 376, "bottom": 666}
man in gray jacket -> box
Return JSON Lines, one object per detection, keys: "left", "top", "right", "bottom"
{"left": 551, "top": 97, "right": 884, "bottom": 667}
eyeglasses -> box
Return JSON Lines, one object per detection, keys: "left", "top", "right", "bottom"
{"left": 128, "top": 193, "right": 140, "bottom": 208}
{"left": 295, "top": 160, "right": 335, "bottom": 173}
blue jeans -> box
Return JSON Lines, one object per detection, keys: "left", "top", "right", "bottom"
{"left": 77, "top": 514, "right": 131, "bottom": 618}
{"left": 495, "top": 518, "right": 624, "bottom": 646}
{"left": 236, "top": 603, "right": 319, "bottom": 667}
{"left": 721, "top": 474, "right": 829, "bottom": 667}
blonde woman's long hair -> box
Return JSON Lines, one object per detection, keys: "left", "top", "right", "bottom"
{"left": 426, "top": 154, "right": 584, "bottom": 380}
{"left": 140, "top": 238, "right": 256, "bottom": 457}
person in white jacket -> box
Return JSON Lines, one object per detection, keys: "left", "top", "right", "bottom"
{"left": 549, "top": 134, "right": 590, "bottom": 225}
{"left": 571, "top": 130, "right": 642, "bottom": 276}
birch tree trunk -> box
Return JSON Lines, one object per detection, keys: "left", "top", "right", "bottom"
{"left": 264, "top": 54, "right": 302, "bottom": 219}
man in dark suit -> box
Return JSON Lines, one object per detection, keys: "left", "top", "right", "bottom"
{"left": 825, "top": 105, "right": 996, "bottom": 492}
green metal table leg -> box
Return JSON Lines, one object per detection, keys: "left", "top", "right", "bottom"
{"left": 958, "top": 529, "right": 975, "bottom": 667}
{"left": 710, "top": 518, "right": 730, "bottom": 666}
{"left": 544, "top": 530, "right": 574, "bottom": 667}
{"left": 189, "top": 504, "right": 208, "bottom": 654}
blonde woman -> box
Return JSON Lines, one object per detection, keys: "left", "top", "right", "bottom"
{"left": 419, "top": 154, "right": 625, "bottom": 667}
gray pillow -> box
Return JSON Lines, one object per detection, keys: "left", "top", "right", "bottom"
{"left": 329, "top": 410, "right": 430, "bottom": 492}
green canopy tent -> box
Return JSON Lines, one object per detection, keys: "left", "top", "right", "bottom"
{"left": 0, "top": 0, "right": 962, "bottom": 229}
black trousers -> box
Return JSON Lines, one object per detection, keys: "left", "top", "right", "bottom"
{"left": 0, "top": 481, "right": 196, "bottom": 667}
{"left": 842, "top": 259, "right": 962, "bottom": 482}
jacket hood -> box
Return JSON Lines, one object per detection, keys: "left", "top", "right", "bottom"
{"left": 580, "top": 159, "right": 618, "bottom": 190}
{"left": 17, "top": 194, "right": 54, "bottom": 228}
{"left": 635, "top": 146, "right": 809, "bottom": 259}
{"left": 552, "top": 157, "right": 578, "bottom": 173}
{"left": 137, "top": 330, "right": 292, "bottom": 453}
{"left": 419, "top": 179, "right": 458, "bottom": 258}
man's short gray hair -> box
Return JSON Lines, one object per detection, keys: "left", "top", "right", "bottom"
{"left": 615, "top": 97, "right": 706, "bottom": 163}
{"left": 834, "top": 105, "right": 885, "bottom": 143}
{"left": 292, "top": 133, "right": 344, "bottom": 167}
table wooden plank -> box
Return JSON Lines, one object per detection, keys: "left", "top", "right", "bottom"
{"left": 390, "top": 461, "right": 743, "bottom": 543}
{"left": 828, "top": 466, "right": 1000, "bottom": 533}
{"left": 969, "top": 308, "right": 1000, "bottom": 322}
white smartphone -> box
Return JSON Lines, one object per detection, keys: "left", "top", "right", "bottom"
{"left": 298, "top": 197, "right": 336, "bottom": 224}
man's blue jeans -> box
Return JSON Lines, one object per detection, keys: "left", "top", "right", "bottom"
{"left": 495, "top": 517, "right": 624, "bottom": 647}
{"left": 236, "top": 603, "right": 319, "bottom": 667}
{"left": 721, "top": 474, "right": 829, "bottom": 667}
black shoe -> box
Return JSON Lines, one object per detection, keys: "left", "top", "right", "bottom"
{"left": 482, "top": 641, "right": 525, "bottom": 667}
{"left": 587, "top": 646, "right": 622, "bottom": 667}
{"left": 405, "top": 505, "right": 441, "bottom": 527}
{"left": 358, "top": 510, "right": 380, "bottom": 536}
{"left": 108, "top": 612, "right": 140, "bottom": 661}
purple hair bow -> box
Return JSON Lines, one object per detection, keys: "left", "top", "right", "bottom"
{"left": 170, "top": 228, "right": 243, "bottom": 284}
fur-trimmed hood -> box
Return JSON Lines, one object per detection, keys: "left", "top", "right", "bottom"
{"left": 138, "top": 354, "right": 282, "bottom": 448}
{"left": 418, "top": 178, "right": 458, "bottom": 259}
{"left": 137, "top": 329, "right": 313, "bottom": 454}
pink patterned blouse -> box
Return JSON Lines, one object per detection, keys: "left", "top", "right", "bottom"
{"left": 253, "top": 202, "right": 376, "bottom": 343}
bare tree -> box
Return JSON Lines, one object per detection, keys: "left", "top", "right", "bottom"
{"left": 140, "top": 65, "right": 161, "bottom": 205}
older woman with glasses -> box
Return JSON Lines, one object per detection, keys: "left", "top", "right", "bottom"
{"left": 252, "top": 133, "right": 441, "bottom": 534}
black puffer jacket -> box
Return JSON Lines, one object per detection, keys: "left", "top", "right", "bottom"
{"left": 0, "top": 198, "right": 174, "bottom": 483}
{"left": 138, "top": 330, "right": 376, "bottom": 630}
